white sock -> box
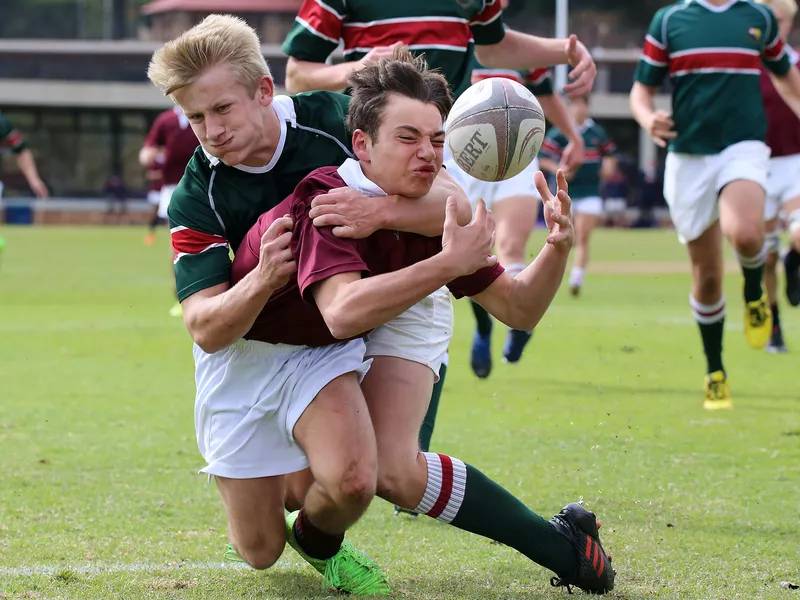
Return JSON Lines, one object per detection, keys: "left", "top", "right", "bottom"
{"left": 569, "top": 266, "right": 585, "bottom": 287}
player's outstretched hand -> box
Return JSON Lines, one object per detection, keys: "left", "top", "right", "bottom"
{"left": 563, "top": 34, "right": 597, "bottom": 97}
{"left": 258, "top": 215, "right": 296, "bottom": 290}
{"left": 310, "top": 187, "right": 378, "bottom": 239}
{"left": 441, "top": 196, "right": 498, "bottom": 277}
{"left": 536, "top": 170, "right": 574, "bottom": 253}
{"left": 559, "top": 134, "right": 585, "bottom": 177}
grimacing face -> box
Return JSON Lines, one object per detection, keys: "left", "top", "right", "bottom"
{"left": 172, "top": 65, "right": 275, "bottom": 167}
{"left": 568, "top": 97, "right": 590, "bottom": 124}
{"left": 353, "top": 94, "right": 445, "bottom": 199}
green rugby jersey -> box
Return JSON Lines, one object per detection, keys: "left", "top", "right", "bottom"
{"left": 469, "top": 57, "right": 555, "bottom": 97}
{"left": 281, "top": 0, "right": 506, "bottom": 98}
{"left": 168, "top": 91, "right": 354, "bottom": 302}
{"left": 0, "top": 111, "right": 27, "bottom": 173}
{"left": 634, "top": 0, "right": 791, "bottom": 154}
{"left": 540, "top": 119, "right": 615, "bottom": 199}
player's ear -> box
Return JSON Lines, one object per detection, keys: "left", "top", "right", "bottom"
{"left": 256, "top": 75, "right": 274, "bottom": 107}
{"left": 352, "top": 129, "right": 371, "bottom": 161}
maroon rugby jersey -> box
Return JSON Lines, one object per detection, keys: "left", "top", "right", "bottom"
{"left": 143, "top": 108, "right": 199, "bottom": 185}
{"left": 230, "top": 165, "right": 504, "bottom": 347}
{"left": 761, "top": 46, "right": 800, "bottom": 157}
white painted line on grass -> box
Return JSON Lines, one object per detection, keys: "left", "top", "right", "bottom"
{"left": 0, "top": 561, "right": 251, "bottom": 577}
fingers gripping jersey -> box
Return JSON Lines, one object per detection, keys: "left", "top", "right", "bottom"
{"left": 281, "top": 0, "right": 506, "bottom": 98}
{"left": 167, "top": 91, "right": 354, "bottom": 302}
{"left": 540, "top": 119, "right": 616, "bottom": 199}
{"left": 634, "top": 0, "right": 791, "bottom": 155}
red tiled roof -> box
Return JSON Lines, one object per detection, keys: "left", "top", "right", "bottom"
{"left": 141, "top": 0, "right": 302, "bottom": 15}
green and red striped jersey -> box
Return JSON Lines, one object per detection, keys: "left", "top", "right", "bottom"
{"left": 540, "top": 119, "right": 615, "bottom": 199}
{"left": 634, "top": 0, "right": 791, "bottom": 154}
{"left": 470, "top": 56, "right": 555, "bottom": 98}
{"left": 281, "top": 0, "right": 506, "bottom": 98}
{"left": 167, "top": 91, "right": 354, "bottom": 302}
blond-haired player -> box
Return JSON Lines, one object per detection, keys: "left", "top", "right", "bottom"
{"left": 148, "top": 14, "right": 471, "bottom": 595}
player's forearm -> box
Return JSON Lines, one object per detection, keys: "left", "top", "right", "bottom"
{"left": 475, "top": 30, "right": 568, "bottom": 70}
{"left": 322, "top": 256, "right": 457, "bottom": 340}
{"left": 381, "top": 171, "right": 471, "bottom": 236}
{"left": 629, "top": 82, "right": 656, "bottom": 129}
{"left": 771, "top": 69, "right": 800, "bottom": 122}
{"left": 15, "top": 150, "right": 43, "bottom": 189}
{"left": 184, "top": 273, "right": 275, "bottom": 354}
{"left": 478, "top": 243, "right": 569, "bottom": 331}
{"left": 539, "top": 95, "right": 581, "bottom": 146}
{"left": 285, "top": 58, "right": 359, "bottom": 93}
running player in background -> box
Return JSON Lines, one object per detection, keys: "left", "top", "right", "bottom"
{"left": 758, "top": 0, "right": 800, "bottom": 353}
{"left": 0, "top": 110, "right": 49, "bottom": 203}
{"left": 539, "top": 94, "right": 617, "bottom": 298}
{"left": 630, "top": 0, "right": 800, "bottom": 409}
{"left": 144, "top": 158, "right": 165, "bottom": 247}
{"left": 139, "top": 106, "right": 201, "bottom": 317}
{"left": 462, "top": 62, "right": 584, "bottom": 377}
{"left": 280, "top": 0, "right": 595, "bottom": 488}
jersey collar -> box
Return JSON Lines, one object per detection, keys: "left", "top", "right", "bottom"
{"left": 336, "top": 158, "right": 387, "bottom": 197}
{"left": 693, "top": 0, "right": 739, "bottom": 13}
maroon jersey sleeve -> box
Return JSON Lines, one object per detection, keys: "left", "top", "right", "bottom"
{"left": 229, "top": 215, "right": 264, "bottom": 287}
{"left": 290, "top": 170, "right": 371, "bottom": 302}
{"left": 144, "top": 111, "right": 170, "bottom": 148}
{"left": 447, "top": 263, "right": 505, "bottom": 299}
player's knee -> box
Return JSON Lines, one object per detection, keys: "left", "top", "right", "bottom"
{"left": 730, "top": 226, "right": 764, "bottom": 256}
{"left": 765, "top": 231, "right": 781, "bottom": 257}
{"left": 496, "top": 236, "right": 525, "bottom": 263}
{"left": 235, "top": 535, "right": 285, "bottom": 570}
{"left": 333, "top": 460, "right": 377, "bottom": 510}
{"left": 375, "top": 454, "right": 419, "bottom": 507}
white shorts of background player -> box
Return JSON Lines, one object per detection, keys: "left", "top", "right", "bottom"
{"left": 663, "top": 140, "right": 770, "bottom": 244}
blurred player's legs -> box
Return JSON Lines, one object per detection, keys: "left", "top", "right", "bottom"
{"left": 763, "top": 221, "right": 786, "bottom": 352}
{"left": 195, "top": 339, "right": 389, "bottom": 594}
{"left": 783, "top": 196, "right": 800, "bottom": 307}
{"left": 664, "top": 141, "right": 772, "bottom": 406}
{"left": 144, "top": 188, "right": 162, "bottom": 246}
{"left": 450, "top": 160, "right": 540, "bottom": 376}
{"left": 159, "top": 185, "right": 183, "bottom": 317}
{"left": 568, "top": 197, "right": 603, "bottom": 296}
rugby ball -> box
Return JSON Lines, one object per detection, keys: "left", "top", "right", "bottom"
{"left": 446, "top": 78, "right": 546, "bottom": 182}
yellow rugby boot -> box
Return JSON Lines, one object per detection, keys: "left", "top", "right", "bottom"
{"left": 703, "top": 370, "right": 732, "bottom": 410}
{"left": 744, "top": 291, "right": 772, "bottom": 349}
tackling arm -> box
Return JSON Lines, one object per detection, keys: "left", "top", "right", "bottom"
{"left": 285, "top": 58, "right": 359, "bottom": 94}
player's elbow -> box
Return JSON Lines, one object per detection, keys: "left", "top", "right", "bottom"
{"left": 323, "top": 308, "right": 361, "bottom": 341}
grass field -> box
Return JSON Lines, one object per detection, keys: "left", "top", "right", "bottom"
{"left": 0, "top": 225, "right": 797, "bottom": 600}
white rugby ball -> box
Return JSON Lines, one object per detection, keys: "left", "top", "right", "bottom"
{"left": 446, "top": 78, "right": 546, "bottom": 182}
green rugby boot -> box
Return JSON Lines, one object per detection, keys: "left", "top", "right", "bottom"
{"left": 285, "top": 510, "right": 390, "bottom": 595}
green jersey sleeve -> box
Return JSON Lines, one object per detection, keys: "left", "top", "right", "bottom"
{"left": 282, "top": 0, "right": 346, "bottom": 63}
{"left": 167, "top": 153, "right": 232, "bottom": 302}
{"left": 524, "top": 68, "right": 554, "bottom": 97}
{"left": 758, "top": 4, "right": 791, "bottom": 76}
{"left": 0, "top": 113, "right": 27, "bottom": 154}
{"left": 634, "top": 8, "right": 670, "bottom": 88}
{"left": 597, "top": 126, "right": 617, "bottom": 156}
{"left": 540, "top": 128, "right": 566, "bottom": 162}
{"left": 470, "top": 0, "right": 505, "bottom": 46}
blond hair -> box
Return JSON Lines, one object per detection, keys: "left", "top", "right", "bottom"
{"left": 757, "top": 0, "right": 798, "bottom": 19}
{"left": 147, "top": 14, "right": 271, "bottom": 96}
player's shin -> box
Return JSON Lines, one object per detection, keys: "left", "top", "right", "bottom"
{"left": 413, "top": 452, "right": 578, "bottom": 577}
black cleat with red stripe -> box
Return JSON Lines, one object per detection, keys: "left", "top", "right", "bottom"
{"left": 549, "top": 503, "right": 615, "bottom": 594}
